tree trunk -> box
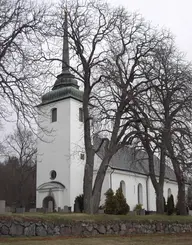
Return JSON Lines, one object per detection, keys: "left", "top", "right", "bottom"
{"left": 177, "top": 178, "right": 187, "bottom": 215}
{"left": 146, "top": 144, "right": 165, "bottom": 214}
{"left": 156, "top": 186, "right": 164, "bottom": 214}
{"left": 170, "top": 158, "right": 187, "bottom": 215}
{"left": 19, "top": 170, "right": 25, "bottom": 208}
{"left": 139, "top": 128, "right": 166, "bottom": 214}
{"left": 83, "top": 148, "right": 94, "bottom": 214}
{"left": 82, "top": 82, "right": 95, "bottom": 214}
{"left": 92, "top": 157, "right": 110, "bottom": 213}
{"left": 157, "top": 145, "right": 166, "bottom": 214}
{"left": 165, "top": 133, "right": 187, "bottom": 215}
{"left": 92, "top": 190, "right": 101, "bottom": 214}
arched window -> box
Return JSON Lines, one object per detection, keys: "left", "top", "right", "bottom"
{"left": 138, "top": 183, "right": 143, "bottom": 204}
{"left": 79, "top": 108, "right": 84, "bottom": 122}
{"left": 120, "top": 180, "right": 126, "bottom": 196}
{"left": 168, "top": 188, "right": 172, "bottom": 198}
{"left": 51, "top": 108, "right": 57, "bottom": 122}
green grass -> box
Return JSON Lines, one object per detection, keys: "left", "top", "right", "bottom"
{"left": 1, "top": 212, "right": 192, "bottom": 223}
{"left": 0, "top": 234, "right": 192, "bottom": 245}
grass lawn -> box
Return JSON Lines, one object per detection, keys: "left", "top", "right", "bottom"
{"left": 2, "top": 212, "right": 192, "bottom": 223}
{"left": 0, "top": 234, "right": 192, "bottom": 245}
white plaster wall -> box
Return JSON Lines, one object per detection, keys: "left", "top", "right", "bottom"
{"left": 36, "top": 99, "right": 71, "bottom": 208}
{"left": 164, "top": 180, "right": 178, "bottom": 203}
{"left": 36, "top": 97, "right": 179, "bottom": 212}
{"left": 147, "top": 179, "right": 156, "bottom": 211}
{"left": 36, "top": 192, "right": 50, "bottom": 209}
{"left": 69, "top": 98, "right": 85, "bottom": 209}
{"left": 96, "top": 166, "right": 179, "bottom": 211}
{"left": 100, "top": 172, "right": 110, "bottom": 204}
{"left": 109, "top": 171, "right": 148, "bottom": 211}
{"left": 147, "top": 179, "right": 178, "bottom": 211}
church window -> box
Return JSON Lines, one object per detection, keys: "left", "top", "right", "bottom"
{"left": 50, "top": 170, "right": 57, "bottom": 180}
{"left": 120, "top": 180, "right": 126, "bottom": 196}
{"left": 168, "top": 188, "right": 172, "bottom": 198}
{"left": 79, "top": 108, "right": 84, "bottom": 122}
{"left": 138, "top": 183, "right": 143, "bottom": 205}
{"left": 51, "top": 108, "right": 57, "bottom": 122}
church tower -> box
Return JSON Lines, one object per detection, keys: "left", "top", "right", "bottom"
{"left": 36, "top": 12, "right": 84, "bottom": 211}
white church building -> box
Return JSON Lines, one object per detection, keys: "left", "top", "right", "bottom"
{"left": 36, "top": 14, "right": 179, "bottom": 212}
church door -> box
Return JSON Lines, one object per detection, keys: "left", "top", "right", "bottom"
{"left": 43, "top": 196, "right": 55, "bottom": 210}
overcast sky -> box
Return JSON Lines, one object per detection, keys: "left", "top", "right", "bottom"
{"left": 110, "top": 0, "right": 192, "bottom": 60}
{"left": 1, "top": 0, "right": 192, "bottom": 137}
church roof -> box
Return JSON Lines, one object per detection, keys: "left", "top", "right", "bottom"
{"left": 41, "top": 81, "right": 83, "bottom": 105}
{"left": 40, "top": 11, "right": 83, "bottom": 106}
{"left": 95, "top": 140, "right": 176, "bottom": 181}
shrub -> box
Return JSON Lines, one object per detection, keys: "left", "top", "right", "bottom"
{"left": 115, "top": 188, "right": 130, "bottom": 215}
{"left": 74, "top": 194, "right": 84, "bottom": 213}
{"left": 104, "top": 188, "right": 116, "bottom": 214}
{"left": 134, "top": 204, "right": 143, "bottom": 214}
{"left": 167, "top": 194, "right": 175, "bottom": 215}
{"left": 104, "top": 188, "right": 130, "bottom": 215}
{"left": 134, "top": 203, "right": 142, "bottom": 211}
{"left": 163, "top": 196, "right": 167, "bottom": 213}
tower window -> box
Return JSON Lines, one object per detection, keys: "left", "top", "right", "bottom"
{"left": 51, "top": 108, "right": 57, "bottom": 122}
{"left": 50, "top": 170, "right": 57, "bottom": 180}
{"left": 79, "top": 108, "right": 84, "bottom": 122}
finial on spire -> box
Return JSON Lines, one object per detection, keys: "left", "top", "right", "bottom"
{"left": 62, "top": 9, "right": 69, "bottom": 73}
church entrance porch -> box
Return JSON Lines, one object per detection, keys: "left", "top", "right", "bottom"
{"left": 36, "top": 181, "right": 66, "bottom": 211}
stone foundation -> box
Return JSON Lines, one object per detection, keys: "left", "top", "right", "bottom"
{"left": 0, "top": 218, "right": 192, "bottom": 237}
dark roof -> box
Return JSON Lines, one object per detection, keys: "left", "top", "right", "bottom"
{"left": 40, "top": 82, "right": 83, "bottom": 106}
{"left": 94, "top": 138, "right": 176, "bottom": 181}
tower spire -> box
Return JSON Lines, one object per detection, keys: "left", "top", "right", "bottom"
{"left": 51, "top": 7, "right": 80, "bottom": 91}
{"left": 62, "top": 10, "right": 69, "bottom": 73}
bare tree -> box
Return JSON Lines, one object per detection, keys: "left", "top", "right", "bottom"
{"left": 89, "top": 13, "right": 173, "bottom": 214}
{"left": 95, "top": 23, "right": 175, "bottom": 214}
{"left": 122, "top": 36, "right": 175, "bottom": 214}
{"left": 162, "top": 58, "right": 192, "bottom": 215}
{"left": 47, "top": 0, "right": 174, "bottom": 213}
{"left": 0, "top": 0, "right": 51, "bottom": 127}
{"left": 4, "top": 125, "right": 37, "bottom": 207}
{"left": 131, "top": 40, "right": 192, "bottom": 215}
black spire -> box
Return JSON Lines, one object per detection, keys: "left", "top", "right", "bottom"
{"left": 62, "top": 10, "right": 69, "bottom": 73}
{"left": 52, "top": 10, "right": 78, "bottom": 90}
{"left": 41, "top": 9, "right": 83, "bottom": 104}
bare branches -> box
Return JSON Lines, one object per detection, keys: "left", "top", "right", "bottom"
{"left": 44, "top": 0, "right": 192, "bottom": 214}
{"left": 0, "top": 0, "right": 52, "bottom": 128}
{"left": 4, "top": 124, "right": 37, "bottom": 169}
{"left": 131, "top": 32, "right": 192, "bottom": 214}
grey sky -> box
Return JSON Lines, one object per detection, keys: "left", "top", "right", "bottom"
{"left": 1, "top": 0, "right": 192, "bottom": 137}
{"left": 111, "top": 0, "right": 192, "bottom": 60}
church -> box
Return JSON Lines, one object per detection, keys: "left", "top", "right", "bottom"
{"left": 36, "top": 14, "right": 179, "bottom": 212}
